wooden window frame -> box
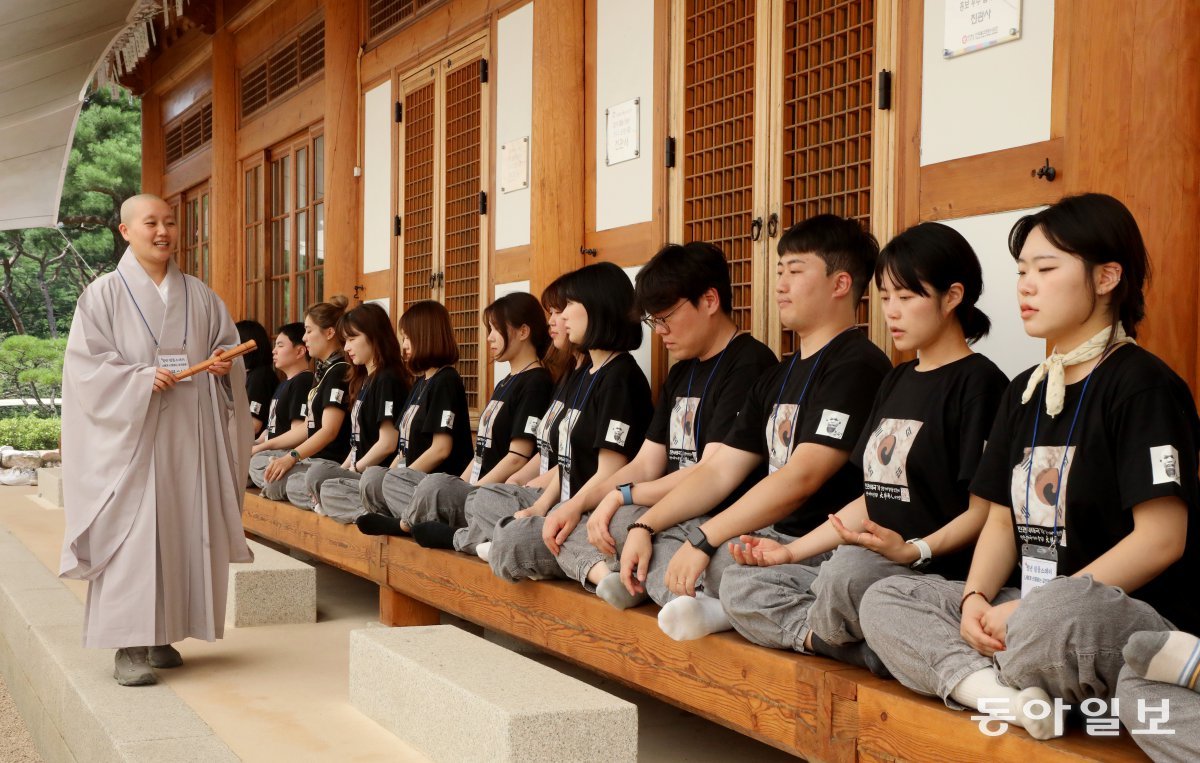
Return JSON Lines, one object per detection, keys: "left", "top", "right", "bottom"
{"left": 238, "top": 12, "right": 326, "bottom": 125}
{"left": 163, "top": 96, "right": 213, "bottom": 169}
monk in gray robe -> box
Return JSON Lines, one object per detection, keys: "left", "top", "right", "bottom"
{"left": 60, "top": 194, "right": 254, "bottom": 686}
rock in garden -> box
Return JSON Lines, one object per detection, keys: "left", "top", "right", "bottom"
{"left": 40, "top": 450, "right": 61, "bottom": 467}
{"left": 2, "top": 450, "right": 43, "bottom": 469}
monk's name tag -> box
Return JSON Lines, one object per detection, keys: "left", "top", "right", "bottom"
{"left": 1020, "top": 543, "right": 1057, "bottom": 598}
{"left": 157, "top": 348, "right": 192, "bottom": 383}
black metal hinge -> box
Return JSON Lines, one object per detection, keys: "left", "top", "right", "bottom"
{"left": 395, "top": 101, "right": 403, "bottom": 123}
{"left": 665, "top": 136, "right": 676, "bottom": 168}
{"left": 479, "top": 59, "right": 489, "bottom": 84}
{"left": 877, "top": 69, "right": 892, "bottom": 111}
{"left": 479, "top": 191, "right": 488, "bottom": 215}
{"left": 394, "top": 215, "right": 402, "bottom": 236}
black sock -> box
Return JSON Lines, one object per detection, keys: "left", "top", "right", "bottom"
{"left": 412, "top": 521, "right": 456, "bottom": 549}
{"left": 809, "top": 633, "right": 892, "bottom": 679}
{"left": 355, "top": 513, "right": 407, "bottom": 536}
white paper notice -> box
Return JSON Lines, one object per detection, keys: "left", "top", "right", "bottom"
{"left": 943, "top": 0, "right": 1022, "bottom": 59}
{"left": 500, "top": 137, "right": 529, "bottom": 193}
{"left": 605, "top": 98, "right": 640, "bottom": 166}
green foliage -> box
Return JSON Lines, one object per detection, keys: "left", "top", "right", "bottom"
{"left": 0, "top": 335, "right": 65, "bottom": 414}
{"left": 0, "top": 417, "right": 61, "bottom": 450}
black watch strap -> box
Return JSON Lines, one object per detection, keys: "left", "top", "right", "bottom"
{"left": 687, "top": 526, "right": 718, "bottom": 557}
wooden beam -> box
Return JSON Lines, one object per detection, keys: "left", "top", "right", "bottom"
{"left": 529, "top": 0, "right": 585, "bottom": 295}
{"left": 379, "top": 587, "right": 441, "bottom": 627}
{"left": 321, "top": 0, "right": 360, "bottom": 303}
{"left": 209, "top": 19, "right": 240, "bottom": 312}
{"left": 919, "top": 139, "right": 1065, "bottom": 221}
{"left": 139, "top": 89, "right": 164, "bottom": 197}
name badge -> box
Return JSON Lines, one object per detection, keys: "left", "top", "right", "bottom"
{"left": 469, "top": 456, "right": 483, "bottom": 484}
{"left": 560, "top": 471, "right": 572, "bottom": 501}
{"left": 157, "top": 348, "right": 192, "bottom": 383}
{"left": 1020, "top": 543, "right": 1058, "bottom": 598}
{"left": 539, "top": 451, "right": 550, "bottom": 475}
{"left": 680, "top": 453, "right": 697, "bottom": 468}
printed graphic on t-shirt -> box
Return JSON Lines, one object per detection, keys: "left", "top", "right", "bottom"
{"left": 766, "top": 403, "right": 799, "bottom": 473}
{"left": 1010, "top": 445, "right": 1076, "bottom": 547}
{"left": 557, "top": 409, "right": 581, "bottom": 469}
{"left": 441, "top": 410, "right": 455, "bottom": 429}
{"left": 605, "top": 420, "right": 630, "bottom": 447}
{"left": 819, "top": 409, "right": 850, "bottom": 440}
{"left": 477, "top": 399, "right": 504, "bottom": 449}
{"left": 862, "top": 418, "right": 924, "bottom": 502}
{"left": 399, "top": 404, "right": 420, "bottom": 447}
{"left": 537, "top": 401, "right": 565, "bottom": 453}
{"left": 525, "top": 415, "right": 540, "bottom": 435}
{"left": 1150, "top": 444, "right": 1181, "bottom": 485}
{"left": 384, "top": 400, "right": 394, "bottom": 418}
{"left": 329, "top": 388, "right": 344, "bottom": 404}
{"left": 250, "top": 401, "right": 262, "bottom": 414}
{"left": 350, "top": 399, "right": 364, "bottom": 443}
{"left": 267, "top": 399, "right": 279, "bottom": 433}
{"left": 669, "top": 397, "right": 700, "bottom": 462}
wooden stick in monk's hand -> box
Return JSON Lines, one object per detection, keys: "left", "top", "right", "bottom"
{"left": 173, "top": 340, "right": 257, "bottom": 380}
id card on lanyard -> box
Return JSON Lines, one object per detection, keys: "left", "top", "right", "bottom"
{"left": 119, "top": 270, "right": 192, "bottom": 382}
{"left": 397, "top": 375, "right": 430, "bottom": 468}
{"left": 558, "top": 355, "right": 614, "bottom": 500}
{"left": 766, "top": 341, "right": 831, "bottom": 474}
{"left": 676, "top": 336, "right": 733, "bottom": 468}
{"left": 1020, "top": 366, "right": 1098, "bottom": 597}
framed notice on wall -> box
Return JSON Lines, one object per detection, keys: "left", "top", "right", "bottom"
{"left": 605, "top": 98, "right": 641, "bottom": 166}
{"left": 944, "top": 0, "right": 1022, "bottom": 58}
{"left": 500, "top": 137, "right": 529, "bottom": 193}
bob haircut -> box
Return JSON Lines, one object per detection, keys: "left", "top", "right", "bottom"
{"left": 399, "top": 300, "right": 459, "bottom": 373}
{"left": 559, "top": 261, "right": 643, "bottom": 352}
{"left": 1008, "top": 192, "right": 1149, "bottom": 339}
{"left": 876, "top": 222, "right": 991, "bottom": 344}
{"left": 339, "top": 303, "right": 411, "bottom": 398}
{"left": 635, "top": 241, "right": 734, "bottom": 317}
{"left": 484, "top": 292, "right": 552, "bottom": 359}
{"left": 305, "top": 294, "right": 350, "bottom": 344}
{"left": 236, "top": 320, "right": 273, "bottom": 371}
{"left": 539, "top": 271, "right": 579, "bottom": 382}
{"left": 777, "top": 214, "right": 879, "bottom": 302}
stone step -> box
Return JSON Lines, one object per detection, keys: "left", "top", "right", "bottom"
{"left": 228, "top": 539, "right": 316, "bottom": 627}
{"left": 37, "top": 467, "right": 64, "bottom": 508}
{"left": 349, "top": 625, "right": 637, "bottom": 763}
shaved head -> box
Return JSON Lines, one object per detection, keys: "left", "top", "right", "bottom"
{"left": 120, "top": 194, "right": 170, "bottom": 225}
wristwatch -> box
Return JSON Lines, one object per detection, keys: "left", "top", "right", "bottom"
{"left": 686, "top": 526, "right": 718, "bottom": 557}
{"left": 905, "top": 537, "right": 932, "bottom": 570}
{"left": 618, "top": 482, "right": 635, "bottom": 506}
{"left": 288, "top": 449, "right": 302, "bottom": 461}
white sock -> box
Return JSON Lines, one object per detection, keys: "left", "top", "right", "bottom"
{"left": 951, "top": 668, "right": 1062, "bottom": 740}
{"left": 657, "top": 592, "right": 731, "bottom": 641}
{"left": 476, "top": 542, "right": 492, "bottom": 562}
{"left": 1124, "top": 631, "right": 1200, "bottom": 691}
{"left": 596, "top": 573, "right": 645, "bottom": 610}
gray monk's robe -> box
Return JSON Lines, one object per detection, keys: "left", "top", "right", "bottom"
{"left": 60, "top": 250, "right": 254, "bottom": 649}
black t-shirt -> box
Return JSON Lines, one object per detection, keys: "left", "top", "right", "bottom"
{"left": 535, "top": 362, "right": 590, "bottom": 474}
{"left": 266, "top": 370, "right": 313, "bottom": 440}
{"left": 724, "top": 329, "right": 891, "bottom": 537}
{"left": 557, "top": 353, "right": 654, "bottom": 500}
{"left": 475, "top": 366, "right": 555, "bottom": 478}
{"left": 645, "top": 333, "right": 778, "bottom": 515}
{"left": 397, "top": 366, "right": 474, "bottom": 475}
{"left": 852, "top": 354, "right": 1008, "bottom": 579}
{"left": 306, "top": 354, "right": 352, "bottom": 462}
{"left": 349, "top": 368, "right": 410, "bottom": 466}
{"left": 246, "top": 365, "right": 280, "bottom": 426}
{"left": 971, "top": 344, "right": 1200, "bottom": 633}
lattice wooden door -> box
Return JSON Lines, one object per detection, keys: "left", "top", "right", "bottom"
{"left": 401, "top": 75, "right": 436, "bottom": 311}
{"left": 681, "top": 0, "right": 759, "bottom": 333}
{"left": 779, "top": 0, "right": 875, "bottom": 351}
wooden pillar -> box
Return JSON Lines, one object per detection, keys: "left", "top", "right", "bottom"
{"left": 209, "top": 15, "right": 240, "bottom": 312}
{"left": 139, "top": 88, "right": 164, "bottom": 197}
{"left": 530, "top": 0, "right": 585, "bottom": 294}
{"left": 321, "top": 0, "right": 360, "bottom": 302}
{"left": 379, "top": 586, "right": 440, "bottom": 627}
{"left": 1064, "top": 0, "right": 1200, "bottom": 395}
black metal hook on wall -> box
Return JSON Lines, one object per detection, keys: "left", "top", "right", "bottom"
{"left": 1032, "top": 158, "right": 1057, "bottom": 182}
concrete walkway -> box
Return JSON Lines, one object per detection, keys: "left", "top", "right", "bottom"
{"left": 0, "top": 669, "right": 41, "bottom": 762}
{"left": 0, "top": 487, "right": 796, "bottom": 762}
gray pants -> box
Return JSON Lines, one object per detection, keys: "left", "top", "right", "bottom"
{"left": 453, "top": 484, "right": 543, "bottom": 555}
{"left": 644, "top": 521, "right": 797, "bottom": 606}
{"left": 859, "top": 574, "right": 1174, "bottom": 710}
{"left": 302, "top": 459, "right": 370, "bottom": 524}
{"left": 381, "top": 467, "right": 429, "bottom": 524}
{"left": 1117, "top": 663, "right": 1200, "bottom": 761}
{"left": 407, "top": 472, "right": 476, "bottom": 529}
{"left": 280, "top": 457, "right": 338, "bottom": 508}
{"left": 359, "top": 465, "right": 390, "bottom": 514}
{"left": 554, "top": 505, "right": 649, "bottom": 590}
{"left": 488, "top": 510, "right": 565, "bottom": 582}
{"left": 250, "top": 450, "right": 315, "bottom": 501}
{"left": 721, "top": 545, "right": 913, "bottom": 652}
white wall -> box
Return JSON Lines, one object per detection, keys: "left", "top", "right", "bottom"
{"left": 920, "top": 0, "right": 1054, "bottom": 166}
{"left": 622, "top": 265, "right": 653, "bottom": 381}
{"left": 362, "top": 81, "right": 392, "bottom": 273}
{"left": 494, "top": 4, "right": 533, "bottom": 250}
{"left": 491, "top": 279, "right": 531, "bottom": 389}
{"left": 940, "top": 209, "right": 1046, "bottom": 380}
{"left": 595, "top": 0, "right": 655, "bottom": 231}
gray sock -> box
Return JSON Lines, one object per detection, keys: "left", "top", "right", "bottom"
{"left": 596, "top": 573, "right": 646, "bottom": 610}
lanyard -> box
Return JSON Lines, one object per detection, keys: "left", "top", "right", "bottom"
{"left": 562, "top": 353, "right": 617, "bottom": 456}
{"left": 769, "top": 340, "right": 833, "bottom": 459}
{"left": 308, "top": 354, "right": 348, "bottom": 413}
{"left": 492, "top": 360, "right": 538, "bottom": 404}
{"left": 1023, "top": 361, "right": 1101, "bottom": 545}
{"left": 117, "top": 269, "right": 188, "bottom": 349}
{"left": 684, "top": 333, "right": 735, "bottom": 453}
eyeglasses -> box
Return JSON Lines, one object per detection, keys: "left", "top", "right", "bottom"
{"left": 642, "top": 300, "right": 687, "bottom": 332}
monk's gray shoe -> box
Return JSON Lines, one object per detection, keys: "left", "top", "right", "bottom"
{"left": 113, "top": 647, "right": 157, "bottom": 686}
{"left": 148, "top": 644, "right": 183, "bottom": 669}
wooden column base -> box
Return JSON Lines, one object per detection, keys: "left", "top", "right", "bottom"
{"left": 379, "top": 586, "right": 440, "bottom": 627}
